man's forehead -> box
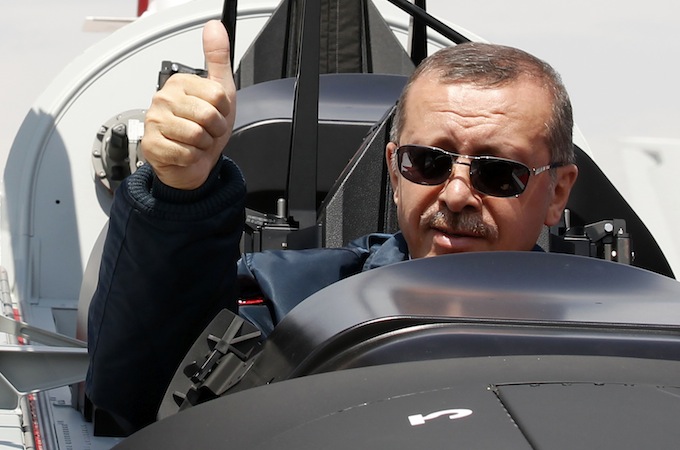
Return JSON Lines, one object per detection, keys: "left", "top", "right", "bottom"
{"left": 404, "top": 75, "right": 552, "bottom": 122}
{"left": 400, "top": 75, "right": 553, "bottom": 156}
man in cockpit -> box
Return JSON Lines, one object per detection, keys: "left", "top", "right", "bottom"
{"left": 86, "top": 20, "right": 578, "bottom": 433}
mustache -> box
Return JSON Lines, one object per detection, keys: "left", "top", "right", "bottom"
{"left": 427, "top": 209, "right": 498, "bottom": 239}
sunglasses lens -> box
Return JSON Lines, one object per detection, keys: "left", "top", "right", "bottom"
{"left": 472, "top": 160, "right": 530, "bottom": 197}
{"left": 397, "top": 145, "right": 534, "bottom": 197}
{"left": 398, "top": 146, "right": 452, "bottom": 185}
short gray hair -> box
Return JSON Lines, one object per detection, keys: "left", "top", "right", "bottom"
{"left": 390, "top": 42, "right": 574, "bottom": 165}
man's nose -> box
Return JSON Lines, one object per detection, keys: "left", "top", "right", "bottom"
{"left": 437, "top": 160, "right": 482, "bottom": 212}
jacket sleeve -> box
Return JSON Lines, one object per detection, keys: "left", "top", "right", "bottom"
{"left": 86, "top": 156, "right": 246, "bottom": 433}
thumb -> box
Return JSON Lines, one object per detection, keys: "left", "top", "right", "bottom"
{"left": 202, "top": 20, "right": 233, "bottom": 88}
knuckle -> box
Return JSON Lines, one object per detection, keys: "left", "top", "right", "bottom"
{"left": 151, "top": 87, "right": 175, "bottom": 108}
{"left": 185, "top": 123, "right": 210, "bottom": 148}
{"left": 204, "top": 80, "right": 227, "bottom": 105}
{"left": 196, "top": 108, "right": 227, "bottom": 138}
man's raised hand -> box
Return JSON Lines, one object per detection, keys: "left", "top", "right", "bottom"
{"left": 142, "top": 20, "right": 236, "bottom": 190}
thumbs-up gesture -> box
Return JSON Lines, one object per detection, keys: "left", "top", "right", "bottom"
{"left": 142, "top": 20, "right": 236, "bottom": 190}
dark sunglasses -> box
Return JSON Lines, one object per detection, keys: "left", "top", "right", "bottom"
{"left": 396, "top": 144, "right": 564, "bottom": 198}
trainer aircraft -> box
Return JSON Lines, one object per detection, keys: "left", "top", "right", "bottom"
{"left": 1, "top": 0, "right": 679, "bottom": 448}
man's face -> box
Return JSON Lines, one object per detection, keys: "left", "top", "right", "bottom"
{"left": 386, "top": 75, "right": 577, "bottom": 259}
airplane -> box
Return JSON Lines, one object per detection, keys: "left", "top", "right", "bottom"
{"left": 1, "top": 0, "right": 679, "bottom": 448}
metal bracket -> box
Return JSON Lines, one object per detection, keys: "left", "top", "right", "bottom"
{"left": 0, "top": 267, "right": 88, "bottom": 409}
{"left": 158, "top": 309, "right": 262, "bottom": 420}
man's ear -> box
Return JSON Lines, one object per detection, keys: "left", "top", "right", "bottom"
{"left": 385, "top": 142, "right": 400, "bottom": 204}
{"left": 545, "top": 164, "right": 579, "bottom": 226}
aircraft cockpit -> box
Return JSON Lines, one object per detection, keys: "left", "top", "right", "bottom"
{"left": 1, "top": 0, "right": 679, "bottom": 448}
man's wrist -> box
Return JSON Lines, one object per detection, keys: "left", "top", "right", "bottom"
{"left": 150, "top": 158, "right": 226, "bottom": 204}
{"left": 122, "top": 155, "right": 246, "bottom": 221}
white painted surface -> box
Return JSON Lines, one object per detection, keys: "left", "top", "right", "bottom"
{"left": 2, "top": 0, "right": 679, "bottom": 274}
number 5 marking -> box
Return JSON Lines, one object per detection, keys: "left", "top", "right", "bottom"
{"left": 408, "top": 408, "right": 473, "bottom": 426}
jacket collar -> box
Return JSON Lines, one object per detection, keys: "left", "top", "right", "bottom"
{"left": 362, "top": 232, "right": 410, "bottom": 271}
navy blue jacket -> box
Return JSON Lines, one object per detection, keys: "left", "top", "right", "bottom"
{"left": 85, "top": 156, "right": 409, "bottom": 432}
{"left": 237, "top": 231, "right": 410, "bottom": 335}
